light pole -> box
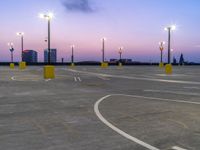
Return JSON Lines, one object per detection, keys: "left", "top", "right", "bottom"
{"left": 71, "top": 45, "right": 75, "bottom": 64}
{"left": 171, "top": 49, "right": 174, "bottom": 63}
{"left": 159, "top": 41, "right": 165, "bottom": 63}
{"left": 119, "top": 47, "right": 123, "bottom": 63}
{"left": 101, "top": 38, "right": 106, "bottom": 63}
{"left": 39, "top": 12, "right": 54, "bottom": 65}
{"left": 165, "top": 25, "right": 176, "bottom": 64}
{"left": 8, "top": 42, "right": 14, "bottom": 63}
{"left": 16, "top": 32, "right": 24, "bottom": 61}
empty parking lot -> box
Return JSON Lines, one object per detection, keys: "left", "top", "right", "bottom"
{"left": 0, "top": 66, "right": 200, "bottom": 150}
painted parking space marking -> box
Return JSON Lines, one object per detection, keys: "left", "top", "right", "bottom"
{"left": 77, "top": 77, "right": 82, "bottom": 82}
{"left": 171, "top": 146, "right": 187, "bottom": 150}
{"left": 98, "top": 76, "right": 110, "bottom": 81}
{"left": 11, "top": 76, "right": 15, "bottom": 81}
{"left": 66, "top": 69, "right": 200, "bottom": 85}
{"left": 155, "top": 74, "right": 188, "bottom": 77}
{"left": 74, "top": 77, "right": 82, "bottom": 82}
{"left": 94, "top": 94, "right": 200, "bottom": 150}
{"left": 45, "top": 79, "right": 51, "bottom": 82}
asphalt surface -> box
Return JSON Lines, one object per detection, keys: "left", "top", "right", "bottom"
{"left": 0, "top": 65, "right": 200, "bottom": 150}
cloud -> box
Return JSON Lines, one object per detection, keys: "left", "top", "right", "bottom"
{"left": 61, "top": 0, "right": 96, "bottom": 13}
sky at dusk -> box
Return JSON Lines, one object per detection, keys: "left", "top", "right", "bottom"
{"left": 0, "top": 0, "right": 200, "bottom": 62}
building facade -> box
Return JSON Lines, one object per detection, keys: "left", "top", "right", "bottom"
{"left": 23, "top": 50, "right": 38, "bottom": 63}
{"left": 44, "top": 49, "right": 57, "bottom": 63}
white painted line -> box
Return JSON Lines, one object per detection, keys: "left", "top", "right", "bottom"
{"left": 98, "top": 76, "right": 110, "bottom": 81}
{"left": 144, "top": 89, "right": 200, "bottom": 96}
{"left": 45, "top": 79, "right": 51, "bottom": 82}
{"left": 94, "top": 95, "right": 160, "bottom": 150}
{"left": 156, "top": 74, "right": 187, "bottom": 77}
{"left": 66, "top": 69, "right": 200, "bottom": 85}
{"left": 74, "top": 77, "right": 77, "bottom": 82}
{"left": 116, "top": 94, "right": 200, "bottom": 105}
{"left": 94, "top": 94, "right": 200, "bottom": 149}
{"left": 11, "top": 76, "right": 15, "bottom": 81}
{"left": 77, "top": 77, "right": 82, "bottom": 82}
{"left": 172, "top": 146, "right": 187, "bottom": 150}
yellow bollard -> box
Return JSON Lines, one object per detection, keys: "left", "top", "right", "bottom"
{"left": 44, "top": 66, "right": 55, "bottom": 79}
{"left": 19, "top": 62, "right": 26, "bottom": 69}
{"left": 10, "top": 63, "right": 15, "bottom": 69}
{"left": 71, "top": 63, "right": 75, "bottom": 67}
{"left": 118, "top": 63, "right": 123, "bottom": 67}
{"left": 165, "top": 64, "right": 173, "bottom": 74}
{"left": 101, "top": 62, "right": 108, "bottom": 68}
{"left": 159, "top": 62, "right": 164, "bottom": 68}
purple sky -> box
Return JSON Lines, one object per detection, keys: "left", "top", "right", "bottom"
{"left": 0, "top": 0, "right": 200, "bottom": 62}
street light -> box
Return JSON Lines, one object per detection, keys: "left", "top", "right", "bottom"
{"left": 101, "top": 37, "right": 106, "bottom": 63}
{"left": 8, "top": 42, "right": 14, "bottom": 63}
{"left": 118, "top": 47, "right": 123, "bottom": 63}
{"left": 164, "top": 25, "right": 176, "bottom": 64}
{"left": 39, "top": 12, "right": 54, "bottom": 64}
{"left": 16, "top": 32, "right": 24, "bottom": 61}
{"left": 71, "top": 45, "right": 75, "bottom": 64}
{"left": 159, "top": 41, "right": 165, "bottom": 64}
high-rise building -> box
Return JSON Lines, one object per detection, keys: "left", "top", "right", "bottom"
{"left": 23, "top": 50, "right": 38, "bottom": 63}
{"left": 44, "top": 49, "right": 57, "bottom": 63}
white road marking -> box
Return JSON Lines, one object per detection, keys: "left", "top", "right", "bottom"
{"left": 98, "top": 76, "right": 110, "bottom": 81}
{"left": 94, "top": 94, "right": 200, "bottom": 150}
{"left": 74, "top": 77, "right": 77, "bottom": 82}
{"left": 156, "top": 74, "right": 187, "bottom": 77}
{"left": 77, "top": 77, "right": 82, "bottom": 82}
{"left": 74, "top": 77, "right": 81, "bottom": 82}
{"left": 94, "top": 95, "right": 160, "bottom": 150}
{"left": 144, "top": 89, "right": 200, "bottom": 96}
{"left": 45, "top": 79, "right": 51, "bottom": 82}
{"left": 66, "top": 69, "right": 200, "bottom": 85}
{"left": 172, "top": 146, "right": 187, "bottom": 150}
{"left": 11, "top": 76, "right": 15, "bottom": 81}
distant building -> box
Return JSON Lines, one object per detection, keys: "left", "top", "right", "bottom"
{"left": 23, "top": 50, "right": 38, "bottom": 63}
{"left": 44, "top": 49, "right": 57, "bottom": 63}
{"left": 179, "top": 53, "right": 185, "bottom": 65}
{"left": 110, "top": 59, "right": 118, "bottom": 63}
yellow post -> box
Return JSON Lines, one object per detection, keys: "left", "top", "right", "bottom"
{"left": 44, "top": 66, "right": 55, "bottom": 79}
{"left": 118, "top": 63, "right": 122, "bottom": 67}
{"left": 101, "top": 62, "right": 108, "bottom": 68}
{"left": 159, "top": 62, "right": 164, "bottom": 68}
{"left": 165, "top": 64, "right": 173, "bottom": 74}
{"left": 10, "top": 63, "right": 15, "bottom": 69}
{"left": 19, "top": 62, "right": 26, "bottom": 69}
{"left": 71, "top": 63, "right": 75, "bottom": 67}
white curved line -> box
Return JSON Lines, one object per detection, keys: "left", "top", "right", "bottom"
{"left": 94, "top": 95, "right": 160, "bottom": 150}
{"left": 94, "top": 94, "right": 198, "bottom": 150}
{"left": 11, "top": 76, "right": 15, "bottom": 81}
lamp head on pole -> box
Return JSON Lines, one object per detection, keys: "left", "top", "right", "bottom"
{"left": 101, "top": 37, "right": 106, "bottom": 41}
{"left": 16, "top": 32, "right": 24, "bottom": 36}
{"left": 119, "top": 47, "right": 123, "bottom": 54}
{"left": 159, "top": 41, "right": 165, "bottom": 51}
{"left": 164, "top": 25, "right": 176, "bottom": 31}
{"left": 39, "top": 12, "right": 54, "bottom": 20}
